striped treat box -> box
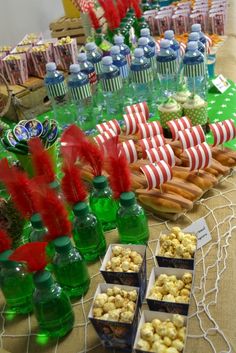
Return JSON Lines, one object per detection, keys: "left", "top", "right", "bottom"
{"left": 209, "top": 119, "right": 236, "bottom": 147}
{"left": 167, "top": 116, "right": 192, "bottom": 140}
{"left": 118, "top": 140, "right": 138, "bottom": 163}
{"left": 139, "top": 135, "right": 166, "bottom": 158}
{"left": 146, "top": 144, "right": 176, "bottom": 167}
{"left": 185, "top": 142, "right": 212, "bottom": 171}
{"left": 178, "top": 125, "right": 206, "bottom": 150}
{"left": 140, "top": 160, "right": 173, "bottom": 190}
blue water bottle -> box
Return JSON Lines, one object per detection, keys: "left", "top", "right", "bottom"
{"left": 67, "top": 64, "right": 96, "bottom": 131}
{"left": 191, "top": 23, "right": 207, "bottom": 46}
{"left": 141, "top": 28, "right": 157, "bottom": 54}
{"left": 138, "top": 37, "right": 157, "bottom": 73}
{"left": 114, "top": 35, "right": 131, "bottom": 65}
{"left": 78, "top": 52, "right": 98, "bottom": 94}
{"left": 156, "top": 39, "right": 178, "bottom": 102}
{"left": 130, "top": 48, "right": 154, "bottom": 109}
{"left": 85, "top": 42, "right": 103, "bottom": 77}
{"left": 100, "top": 56, "right": 123, "bottom": 117}
{"left": 44, "top": 62, "right": 72, "bottom": 127}
{"left": 164, "top": 30, "right": 180, "bottom": 59}
{"left": 183, "top": 41, "right": 206, "bottom": 99}
{"left": 188, "top": 32, "right": 205, "bottom": 55}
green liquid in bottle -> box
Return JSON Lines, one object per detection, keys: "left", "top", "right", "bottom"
{"left": 117, "top": 192, "right": 149, "bottom": 244}
{"left": 73, "top": 202, "right": 106, "bottom": 262}
{"left": 33, "top": 271, "right": 74, "bottom": 338}
{"left": 52, "top": 236, "right": 90, "bottom": 299}
{"left": 90, "top": 176, "right": 117, "bottom": 231}
{"left": 0, "top": 250, "right": 34, "bottom": 314}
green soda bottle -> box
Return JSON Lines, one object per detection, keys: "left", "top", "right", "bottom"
{"left": 73, "top": 202, "right": 106, "bottom": 262}
{"left": 116, "top": 192, "right": 149, "bottom": 244}
{"left": 95, "top": 28, "right": 103, "bottom": 46}
{"left": 120, "top": 22, "right": 130, "bottom": 47}
{"left": 33, "top": 271, "right": 74, "bottom": 338}
{"left": 52, "top": 236, "right": 90, "bottom": 299}
{"left": 134, "top": 17, "right": 149, "bottom": 38}
{"left": 0, "top": 250, "right": 34, "bottom": 314}
{"left": 90, "top": 176, "right": 117, "bottom": 231}
{"left": 29, "top": 213, "right": 47, "bottom": 242}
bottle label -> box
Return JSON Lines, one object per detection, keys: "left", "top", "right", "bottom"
{"left": 47, "top": 81, "right": 67, "bottom": 98}
{"left": 94, "top": 61, "right": 102, "bottom": 75}
{"left": 156, "top": 60, "right": 178, "bottom": 75}
{"left": 88, "top": 71, "right": 97, "bottom": 86}
{"left": 131, "top": 67, "right": 153, "bottom": 84}
{"left": 183, "top": 62, "right": 205, "bottom": 78}
{"left": 70, "top": 83, "right": 92, "bottom": 101}
{"left": 101, "top": 76, "right": 122, "bottom": 92}
{"left": 119, "top": 64, "right": 129, "bottom": 79}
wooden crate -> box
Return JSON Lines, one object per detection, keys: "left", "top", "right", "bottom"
{"left": 49, "top": 16, "right": 86, "bottom": 45}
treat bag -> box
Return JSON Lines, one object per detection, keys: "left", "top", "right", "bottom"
{"left": 53, "top": 38, "right": 78, "bottom": 71}
{"left": 3, "top": 54, "right": 28, "bottom": 85}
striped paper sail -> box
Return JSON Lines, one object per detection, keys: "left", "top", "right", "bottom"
{"left": 139, "top": 135, "right": 166, "bottom": 158}
{"left": 124, "top": 111, "right": 147, "bottom": 135}
{"left": 167, "top": 116, "right": 192, "bottom": 140}
{"left": 96, "top": 119, "right": 121, "bottom": 135}
{"left": 185, "top": 142, "right": 212, "bottom": 171}
{"left": 138, "top": 121, "right": 163, "bottom": 139}
{"left": 140, "top": 160, "right": 173, "bottom": 190}
{"left": 118, "top": 140, "right": 138, "bottom": 164}
{"left": 178, "top": 125, "right": 206, "bottom": 150}
{"left": 93, "top": 128, "right": 116, "bottom": 150}
{"left": 125, "top": 102, "right": 149, "bottom": 119}
{"left": 209, "top": 119, "right": 236, "bottom": 146}
{"left": 146, "top": 145, "right": 176, "bottom": 167}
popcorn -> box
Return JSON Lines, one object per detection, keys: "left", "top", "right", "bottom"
{"left": 120, "top": 310, "right": 134, "bottom": 323}
{"left": 105, "top": 246, "right": 143, "bottom": 273}
{"left": 152, "top": 342, "right": 167, "bottom": 353}
{"left": 57, "top": 36, "right": 73, "bottom": 45}
{"left": 166, "top": 348, "right": 178, "bottom": 353}
{"left": 172, "top": 339, "right": 184, "bottom": 351}
{"left": 177, "top": 327, "right": 186, "bottom": 341}
{"left": 93, "top": 308, "right": 103, "bottom": 318}
{"left": 137, "top": 338, "right": 151, "bottom": 351}
{"left": 159, "top": 227, "right": 197, "bottom": 259}
{"left": 173, "top": 315, "right": 184, "bottom": 329}
{"left": 103, "top": 302, "right": 116, "bottom": 313}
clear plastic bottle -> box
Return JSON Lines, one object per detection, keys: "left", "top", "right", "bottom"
{"left": 67, "top": 64, "right": 96, "bottom": 131}
{"left": 191, "top": 23, "right": 207, "bottom": 46}
{"left": 52, "top": 236, "right": 90, "bottom": 299}
{"left": 0, "top": 250, "right": 34, "bottom": 314}
{"left": 117, "top": 192, "right": 149, "bottom": 244}
{"left": 44, "top": 62, "right": 73, "bottom": 127}
{"left": 156, "top": 39, "right": 178, "bottom": 102}
{"left": 100, "top": 56, "right": 123, "bottom": 117}
{"left": 141, "top": 28, "right": 157, "bottom": 54}
{"left": 78, "top": 52, "right": 98, "bottom": 94}
{"left": 114, "top": 35, "right": 131, "bottom": 64}
{"left": 188, "top": 32, "right": 205, "bottom": 55}
{"left": 130, "top": 48, "right": 154, "bottom": 107}
{"left": 164, "top": 30, "right": 180, "bottom": 59}
{"left": 85, "top": 42, "right": 103, "bottom": 77}
{"left": 90, "top": 175, "right": 118, "bottom": 231}
{"left": 183, "top": 41, "right": 206, "bottom": 99}
{"left": 73, "top": 202, "right": 106, "bottom": 262}
{"left": 33, "top": 270, "right": 74, "bottom": 337}
{"left": 138, "top": 37, "right": 157, "bottom": 72}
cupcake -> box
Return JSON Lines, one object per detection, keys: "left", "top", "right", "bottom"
{"left": 158, "top": 98, "right": 183, "bottom": 129}
{"left": 183, "top": 95, "right": 208, "bottom": 126}
{"left": 172, "top": 89, "right": 191, "bottom": 105}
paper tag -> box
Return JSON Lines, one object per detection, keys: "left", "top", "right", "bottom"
{"left": 183, "top": 218, "right": 212, "bottom": 249}
{"left": 212, "top": 74, "right": 231, "bottom": 93}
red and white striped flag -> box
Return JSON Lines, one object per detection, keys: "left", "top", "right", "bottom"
{"left": 178, "top": 125, "right": 206, "bottom": 150}
{"left": 139, "top": 135, "right": 166, "bottom": 158}
{"left": 96, "top": 119, "right": 121, "bottom": 135}
{"left": 140, "top": 160, "right": 173, "bottom": 190}
{"left": 124, "top": 112, "right": 147, "bottom": 135}
{"left": 156, "top": 39, "right": 161, "bottom": 52}
{"left": 186, "top": 142, "right": 212, "bottom": 171}
{"left": 118, "top": 140, "right": 138, "bottom": 164}
{"left": 138, "top": 121, "right": 163, "bottom": 139}
{"left": 146, "top": 144, "right": 176, "bottom": 167}
{"left": 93, "top": 128, "right": 116, "bottom": 150}
{"left": 205, "top": 34, "right": 213, "bottom": 54}
{"left": 209, "top": 119, "right": 236, "bottom": 147}
{"left": 125, "top": 102, "right": 149, "bottom": 119}
{"left": 167, "top": 116, "right": 192, "bottom": 140}
{"left": 180, "top": 42, "right": 186, "bottom": 56}
{"left": 71, "top": 0, "right": 94, "bottom": 13}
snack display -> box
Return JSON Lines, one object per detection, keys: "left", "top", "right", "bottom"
{"left": 105, "top": 245, "right": 143, "bottom": 273}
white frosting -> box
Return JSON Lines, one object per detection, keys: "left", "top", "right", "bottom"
{"left": 183, "top": 95, "right": 207, "bottom": 109}
{"left": 158, "top": 98, "right": 182, "bottom": 113}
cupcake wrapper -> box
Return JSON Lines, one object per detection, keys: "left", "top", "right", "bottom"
{"left": 183, "top": 105, "right": 208, "bottom": 126}
{"left": 159, "top": 109, "right": 183, "bottom": 129}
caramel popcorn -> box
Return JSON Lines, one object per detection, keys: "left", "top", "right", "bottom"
{"left": 105, "top": 246, "right": 143, "bottom": 273}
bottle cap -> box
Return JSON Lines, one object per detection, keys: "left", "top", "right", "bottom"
{"left": 46, "top": 62, "right": 56, "bottom": 71}
{"left": 140, "top": 28, "right": 150, "bottom": 36}
{"left": 53, "top": 236, "right": 72, "bottom": 254}
{"left": 189, "top": 32, "right": 200, "bottom": 41}
{"left": 110, "top": 46, "right": 120, "bottom": 55}
{"left": 85, "top": 42, "right": 97, "bottom": 51}
{"left": 160, "top": 39, "right": 170, "bottom": 49}
{"left": 93, "top": 175, "right": 108, "bottom": 189}
{"left": 191, "top": 23, "right": 201, "bottom": 32}
{"left": 34, "top": 270, "right": 53, "bottom": 288}
{"left": 78, "top": 53, "right": 87, "bottom": 62}
{"left": 73, "top": 202, "right": 89, "bottom": 217}
{"left": 31, "top": 213, "right": 43, "bottom": 229}
{"left": 114, "top": 35, "right": 124, "bottom": 45}
{"left": 49, "top": 180, "right": 60, "bottom": 191}
{"left": 102, "top": 56, "right": 113, "bottom": 66}
{"left": 70, "top": 64, "right": 81, "bottom": 74}
{"left": 187, "top": 41, "right": 198, "bottom": 51}
{"left": 134, "top": 48, "right": 144, "bottom": 58}
{"left": 138, "top": 37, "right": 149, "bottom": 46}
{"left": 164, "top": 30, "right": 174, "bottom": 40}
{"left": 120, "top": 192, "right": 136, "bottom": 206}
{"left": 0, "top": 249, "right": 13, "bottom": 262}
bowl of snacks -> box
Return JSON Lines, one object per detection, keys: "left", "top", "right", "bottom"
{"left": 155, "top": 227, "right": 197, "bottom": 270}
{"left": 134, "top": 310, "right": 187, "bottom": 353}
{"left": 100, "top": 244, "right": 146, "bottom": 301}
{"left": 146, "top": 267, "right": 193, "bottom": 315}
{"left": 89, "top": 283, "right": 139, "bottom": 352}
